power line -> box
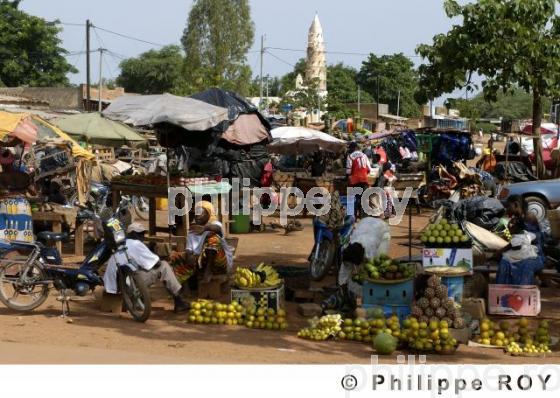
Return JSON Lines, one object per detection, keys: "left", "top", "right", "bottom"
{"left": 266, "top": 46, "right": 422, "bottom": 58}
{"left": 265, "top": 50, "right": 296, "bottom": 68}
{"left": 92, "top": 24, "right": 168, "bottom": 48}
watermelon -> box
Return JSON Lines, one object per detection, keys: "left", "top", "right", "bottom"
{"left": 373, "top": 332, "right": 397, "bottom": 355}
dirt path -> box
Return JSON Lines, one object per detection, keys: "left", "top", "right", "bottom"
{"left": 1, "top": 213, "right": 559, "bottom": 364}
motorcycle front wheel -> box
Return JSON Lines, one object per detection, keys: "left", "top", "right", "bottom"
{"left": 0, "top": 259, "right": 49, "bottom": 311}
{"left": 309, "top": 239, "right": 335, "bottom": 281}
{"left": 118, "top": 268, "right": 151, "bottom": 322}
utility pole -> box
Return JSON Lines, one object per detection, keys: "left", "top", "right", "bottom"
{"left": 259, "top": 35, "right": 265, "bottom": 110}
{"left": 98, "top": 48, "right": 104, "bottom": 112}
{"left": 86, "top": 19, "right": 91, "bottom": 111}
{"left": 397, "top": 90, "right": 401, "bottom": 117}
{"left": 265, "top": 74, "right": 270, "bottom": 114}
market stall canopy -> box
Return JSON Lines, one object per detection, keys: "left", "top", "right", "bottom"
{"left": 190, "top": 88, "right": 272, "bottom": 144}
{"left": 52, "top": 112, "right": 147, "bottom": 147}
{"left": 0, "top": 111, "right": 94, "bottom": 159}
{"left": 522, "top": 123, "right": 558, "bottom": 135}
{"left": 269, "top": 126, "right": 347, "bottom": 154}
{"left": 102, "top": 93, "right": 229, "bottom": 131}
{"left": 221, "top": 114, "right": 270, "bottom": 146}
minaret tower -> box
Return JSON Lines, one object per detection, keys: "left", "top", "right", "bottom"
{"left": 305, "top": 14, "right": 327, "bottom": 95}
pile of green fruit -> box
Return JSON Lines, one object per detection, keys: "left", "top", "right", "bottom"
{"left": 355, "top": 254, "right": 415, "bottom": 282}
{"left": 401, "top": 318, "right": 459, "bottom": 353}
{"left": 340, "top": 314, "right": 404, "bottom": 345}
{"left": 244, "top": 306, "right": 288, "bottom": 331}
{"left": 474, "top": 318, "right": 552, "bottom": 351}
{"left": 297, "top": 314, "right": 342, "bottom": 341}
{"left": 411, "top": 275, "right": 466, "bottom": 328}
{"left": 421, "top": 219, "right": 470, "bottom": 247}
{"left": 187, "top": 299, "right": 244, "bottom": 326}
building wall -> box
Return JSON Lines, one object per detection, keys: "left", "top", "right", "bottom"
{"left": 345, "top": 103, "right": 389, "bottom": 120}
{"left": 0, "top": 87, "right": 80, "bottom": 109}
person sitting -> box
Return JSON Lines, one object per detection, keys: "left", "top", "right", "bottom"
{"left": 174, "top": 201, "right": 233, "bottom": 287}
{"left": 103, "top": 222, "right": 189, "bottom": 313}
{"left": 496, "top": 217, "right": 544, "bottom": 285}
{"left": 322, "top": 216, "right": 391, "bottom": 313}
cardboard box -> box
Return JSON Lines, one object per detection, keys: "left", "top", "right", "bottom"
{"left": 422, "top": 247, "right": 473, "bottom": 274}
{"left": 488, "top": 284, "right": 541, "bottom": 316}
{"left": 231, "top": 285, "right": 284, "bottom": 311}
{"left": 462, "top": 298, "right": 486, "bottom": 320}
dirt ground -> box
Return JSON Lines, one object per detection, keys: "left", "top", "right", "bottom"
{"left": 1, "top": 209, "right": 560, "bottom": 364}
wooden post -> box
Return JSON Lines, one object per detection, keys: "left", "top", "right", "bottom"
{"left": 148, "top": 197, "right": 157, "bottom": 237}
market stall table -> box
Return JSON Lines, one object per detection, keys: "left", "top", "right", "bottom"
{"left": 110, "top": 180, "right": 232, "bottom": 247}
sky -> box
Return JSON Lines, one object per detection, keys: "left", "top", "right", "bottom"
{"left": 19, "top": 0, "right": 468, "bottom": 102}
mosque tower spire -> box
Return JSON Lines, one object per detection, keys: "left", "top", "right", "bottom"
{"left": 306, "top": 13, "right": 327, "bottom": 93}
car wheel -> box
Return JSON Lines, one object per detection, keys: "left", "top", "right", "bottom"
{"left": 524, "top": 196, "right": 549, "bottom": 223}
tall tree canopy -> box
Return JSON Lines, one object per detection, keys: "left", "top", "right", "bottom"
{"left": 447, "top": 88, "right": 553, "bottom": 120}
{"left": 0, "top": 0, "right": 76, "bottom": 87}
{"left": 357, "top": 53, "right": 422, "bottom": 118}
{"left": 327, "top": 63, "right": 372, "bottom": 118}
{"left": 182, "top": 0, "right": 254, "bottom": 95}
{"left": 416, "top": 0, "right": 560, "bottom": 176}
{"left": 116, "top": 45, "right": 186, "bottom": 95}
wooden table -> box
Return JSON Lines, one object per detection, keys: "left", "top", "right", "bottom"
{"left": 32, "top": 211, "right": 84, "bottom": 256}
{"left": 111, "top": 182, "right": 232, "bottom": 248}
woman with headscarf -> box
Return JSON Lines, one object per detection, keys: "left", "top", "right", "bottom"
{"left": 171, "top": 200, "right": 233, "bottom": 285}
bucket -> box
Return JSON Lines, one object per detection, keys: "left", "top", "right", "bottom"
{"left": 156, "top": 198, "right": 168, "bottom": 210}
{"left": 230, "top": 214, "right": 251, "bottom": 234}
{"left": 548, "top": 208, "right": 560, "bottom": 239}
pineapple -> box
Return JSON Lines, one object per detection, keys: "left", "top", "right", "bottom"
{"left": 453, "top": 318, "right": 466, "bottom": 329}
{"left": 442, "top": 317, "right": 453, "bottom": 325}
{"left": 424, "top": 287, "right": 436, "bottom": 299}
{"left": 411, "top": 305, "right": 423, "bottom": 318}
{"left": 427, "top": 275, "right": 440, "bottom": 288}
{"left": 424, "top": 307, "right": 435, "bottom": 317}
{"left": 417, "top": 297, "right": 430, "bottom": 309}
{"left": 435, "top": 285, "right": 448, "bottom": 299}
{"left": 419, "top": 315, "right": 429, "bottom": 324}
{"left": 444, "top": 298, "right": 455, "bottom": 311}
{"left": 430, "top": 297, "right": 441, "bottom": 309}
{"left": 429, "top": 316, "right": 440, "bottom": 324}
{"left": 435, "top": 307, "right": 446, "bottom": 319}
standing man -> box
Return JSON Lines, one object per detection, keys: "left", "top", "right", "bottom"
{"left": 346, "top": 142, "right": 371, "bottom": 217}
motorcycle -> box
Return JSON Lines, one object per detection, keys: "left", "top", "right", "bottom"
{"left": 0, "top": 199, "right": 151, "bottom": 322}
{"left": 309, "top": 213, "right": 355, "bottom": 281}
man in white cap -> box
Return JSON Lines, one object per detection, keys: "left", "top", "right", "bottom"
{"left": 103, "top": 222, "right": 188, "bottom": 313}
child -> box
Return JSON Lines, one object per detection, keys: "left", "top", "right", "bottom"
{"left": 501, "top": 218, "right": 539, "bottom": 263}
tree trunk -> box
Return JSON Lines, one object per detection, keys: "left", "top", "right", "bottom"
{"left": 532, "top": 87, "right": 545, "bottom": 179}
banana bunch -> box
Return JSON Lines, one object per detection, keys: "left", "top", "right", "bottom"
{"left": 234, "top": 264, "right": 282, "bottom": 289}
{"left": 234, "top": 267, "right": 262, "bottom": 288}
{"left": 255, "top": 263, "right": 281, "bottom": 287}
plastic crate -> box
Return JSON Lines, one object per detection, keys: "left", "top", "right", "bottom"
{"left": 362, "top": 279, "right": 414, "bottom": 306}
{"left": 231, "top": 285, "right": 285, "bottom": 311}
{"left": 362, "top": 304, "right": 411, "bottom": 323}
{"left": 442, "top": 276, "right": 464, "bottom": 303}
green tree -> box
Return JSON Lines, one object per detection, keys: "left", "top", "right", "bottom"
{"left": 416, "top": 0, "right": 560, "bottom": 176}
{"left": 182, "top": 0, "right": 254, "bottom": 95}
{"left": 326, "top": 63, "right": 372, "bottom": 118}
{"left": 116, "top": 45, "right": 186, "bottom": 95}
{"left": 287, "top": 77, "right": 324, "bottom": 112}
{"left": 278, "top": 58, "right": 307, "bottom": 95}
{"left": 448, "top": 88, "right": 552, "bottom": 120}
{"left": 357, "top": 53, "right": 422, "bottom": 118}
{"left": 0, "top": 0, "right": 76, "bottom": 87}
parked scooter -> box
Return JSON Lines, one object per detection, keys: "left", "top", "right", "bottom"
{"left": 309, "top": 212, "right": 355, "bottom": 281}
{"left": 0, "top": 199, "right": 151, "bottom": 322}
